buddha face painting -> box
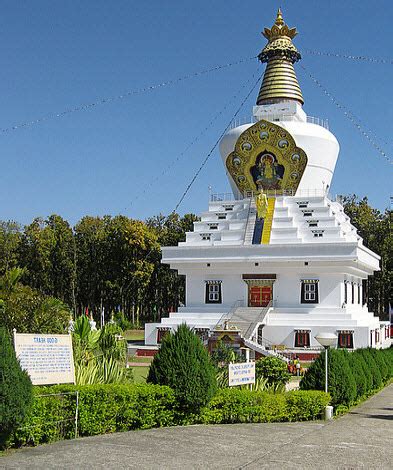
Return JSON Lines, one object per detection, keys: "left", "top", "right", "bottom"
{"left": 250, "top": 151, "right": 285, "bottom": 190}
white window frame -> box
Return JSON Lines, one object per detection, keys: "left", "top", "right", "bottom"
{"left": 304, "top": 283, "right": 316, "bottom": 301}
{"left": 208, "top": 284, "right": 220, "bottom": 302}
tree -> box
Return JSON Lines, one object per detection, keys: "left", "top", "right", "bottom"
{"left": 0, "top": 327, "right": 33, "bottom": 448}
{"left": 0, "top": 221, "right": 22, "bottom": 275}
{"left": 18, "top": 215, "right": 76, "bottom": 308}
{"left": 341, "top": 195, "right": 392, "bottom": 318}
{"left": 147, "top": 324, "right": 217, "bottom": 414}
{"left": 255, "top": 356, "right": 290, "bottom": 387}
{"left": 300, "top": 349, "right": 357, "bottom": 406}
{"left": 145, "top": 213, "right": 199, "bottom": 320}
{"left": 0, "top": 268, "right": 70, "bottom": 334}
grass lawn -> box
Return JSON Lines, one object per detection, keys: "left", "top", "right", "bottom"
{"left": 131, "top": 366, "right": 149, "bottom": 383}
{"left": 124, "top": 329, "right": 145, "bottom": 341}
{"left": 128, "top": 357, "right": 153, "bottom": 364}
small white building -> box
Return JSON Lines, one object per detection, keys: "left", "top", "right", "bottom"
{"left": 145, "top": 10, "right": 391, "bottom": 354}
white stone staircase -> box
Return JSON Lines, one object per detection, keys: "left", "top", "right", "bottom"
{"left": 244, "top": 199, "right": 257, "bottom": 245}
{"left": 244, "top": 338, "right": 290, "bottom": 362}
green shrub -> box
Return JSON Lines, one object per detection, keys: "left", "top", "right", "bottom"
{"left": 200, "top": 388, "right": 329, "bottom": 424}
{"left": 200, "top": 388, "right": 286, "bottom": 424}
{"left": 357, "top": 349, "right": 382, "bottom": 390}
{"left": 285, "top": 391, "right": 330, "bottom": 421}
{"left": 368, "top": 348, "right": 389, "bottom": 382}
{"left": 352, "top": 351, "right": 373, "bottom": 395}
{"left": 11, "top": 383, "right": 176, "bottom": 447}
{"left": 0, "top": 327, "right": 33, "bottom": 448}
{"left": 255, "top": 356, "right": 290, "bottom": 386}
{"left": 11, "top": 387, "right": 76, "bottom": 447}
{"left": 300, "top": 349, "right": 356, "bottom": 406}
{"left": 345, "top": 350, "right": 367, "bottom": 399}
{"left": 147, "top": 324, "right": 217, "bottom": 414}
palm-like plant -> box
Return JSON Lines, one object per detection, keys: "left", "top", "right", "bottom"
{"left": 72, "top": 315, "right": 130, "bottom": 385}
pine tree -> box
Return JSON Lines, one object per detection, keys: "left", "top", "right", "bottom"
{"left": 147, "top": 324, "right": 217, "bottom": 414}
{"left": 0, "top": 327, "right": 33, "bottom": 447}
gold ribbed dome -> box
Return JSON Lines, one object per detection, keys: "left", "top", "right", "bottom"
{"left": 257, "top": 9, "right": 304, "bottom": 106}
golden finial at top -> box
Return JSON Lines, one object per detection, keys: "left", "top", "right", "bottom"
{"left": 257, "top": 9, "right": 304, "bottom": 105}
{"left": 262, "top": 8, "right": 298, "bottom": 41}
{"left": 275, "top": 8, "right": 284, "bottom": 26}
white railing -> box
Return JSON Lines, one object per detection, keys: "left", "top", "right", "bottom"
{"left": 229, "top": 116, "right": 257, "bottom": 129}
{"left": 214, "top": 299, "right": 244, "bottom": 330}
{"left": 244, "top": 301, "right": 272, "bottom": 339}
{"left": 210, "top": 192, "right": 237, "bottom": 202}
{"left": 228, "top": 114, "right": 329, "bottom": 130}
{"left": 210, "top": 188, "right": 334, "bottom": 202}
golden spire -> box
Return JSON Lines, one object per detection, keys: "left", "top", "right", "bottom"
{"left": 256, "top": 9, "right": 304, "bottom": 106}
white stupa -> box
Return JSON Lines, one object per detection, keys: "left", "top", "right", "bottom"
{"left": 145, "top": 10, "right": 390, "bottom": 355}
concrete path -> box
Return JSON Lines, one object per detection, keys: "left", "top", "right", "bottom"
{"left": 2, "top": 384, "right": 393, "bottom": 469}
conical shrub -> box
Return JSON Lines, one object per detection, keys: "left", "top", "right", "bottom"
{"left": 0, "top": 327, "right": 33, "bottom": 447}
{"left": 300, "top": 349, "right": 356, "bottom": 406}
{"left": 147, "top": 324, "right": 217, "bottom": 414}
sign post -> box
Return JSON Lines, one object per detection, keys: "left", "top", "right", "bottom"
{"left": 14, "top": 331, "right": 76, "bottom": 385}
{"left": 228, "top": 362, "right": 255, "bottom": 387}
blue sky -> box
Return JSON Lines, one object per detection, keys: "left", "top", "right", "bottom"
{"left": 1, "top": 0, "right": 392, "bottom": 226}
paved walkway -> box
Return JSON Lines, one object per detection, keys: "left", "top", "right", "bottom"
{"left": 2, "top": 384, "right": 393, "bottom": 469}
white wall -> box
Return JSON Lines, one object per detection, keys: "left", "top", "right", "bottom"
{"left": 185, "top": 271, "right": 247, "bottom": 308}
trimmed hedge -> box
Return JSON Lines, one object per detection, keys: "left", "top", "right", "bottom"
{"left": 11, "top": 383, "right": 176, "bottom": 447}
{"left": 300, "top": 348, "right": 393, "bottom": 408}
{"left": 8, "top": 384, "right": 330, "bottom": 449}
{"left": 200, "top": 389, "right": 329, "bottom": 424}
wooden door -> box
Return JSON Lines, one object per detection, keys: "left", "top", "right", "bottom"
{"left": 249, "top": 286, "right": 272, "bottom": 307}
{"left": 261, "top": 286, "right": 272, "bottom": 307}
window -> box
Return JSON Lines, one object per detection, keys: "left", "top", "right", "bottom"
{"left": 357, "top": 283, "right": 361, "bottom": 304}
{"left": 312, "top": 230, "right": 324, "bottom": 238}
{"left": 209, "top": 224, "right": 218, "bottom": 230}
{"left": 338, "top": 331, "right": 353, "bottom": 348}
{"left": 303, "top": 212, "right": 313, "bottom": 217}
{"left": 224, "top": 205, "right": 234, "bottom": 211}
{"left": 351, "top": 282, "right": 354, "bottom": 304}
{"left": 344, "top": 281, "right": 348, "bottom": 304}
{"left": 201, "top": 233, "right": 211, "bottom": 241}
{"left": 297, "top": 201, "right": 309, "bottom": 209}
{"left": 309, "top": 222, "right": 318, "bottom": 227}
{"left": 218, "top": 214, "right": 226, "bottom": 220}
{"left": 157, "top": 328, "right": 170, "bottom": 344}
{"left": 301, "top": 280, "right": 319, "bottom": 304}
{"left": 295, "top": 330, "right": 310, "bottom": 347}
{"left": 205, "top": 281, "right": 222, "bottom": 304}
{"left": 362, "top": 279, "right": 368, "bottom": 306}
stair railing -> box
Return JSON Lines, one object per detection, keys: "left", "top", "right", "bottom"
{"left": 243, "top": 194, "right": 255, "bottom": 243}
{"left": 214, "top": 299, "right": 244, "bottom": 330}
{"left": 244, "top": 301, "right": 272, "bottom": 340}
{"left": 254, "top": 334, "right": 291, "bottom": 362}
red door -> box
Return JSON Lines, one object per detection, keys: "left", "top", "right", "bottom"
{"left": 261, "top": 287, "right": 272, "bottom": 307}
{"left": 250, "top": 286, "right": 262, "bottom": 307}
{"left": 249, "top": 286, "right": 272, "bottom": 307}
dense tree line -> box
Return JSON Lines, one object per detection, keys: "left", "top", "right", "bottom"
{"left": 0, "top": 195, "right": 391, "bottom": 326}
{"left": 341, "top": 195, "right": 392, "bottom": 319}
{"left": 0, "top": 212, "right": 197, "bottom": 326}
